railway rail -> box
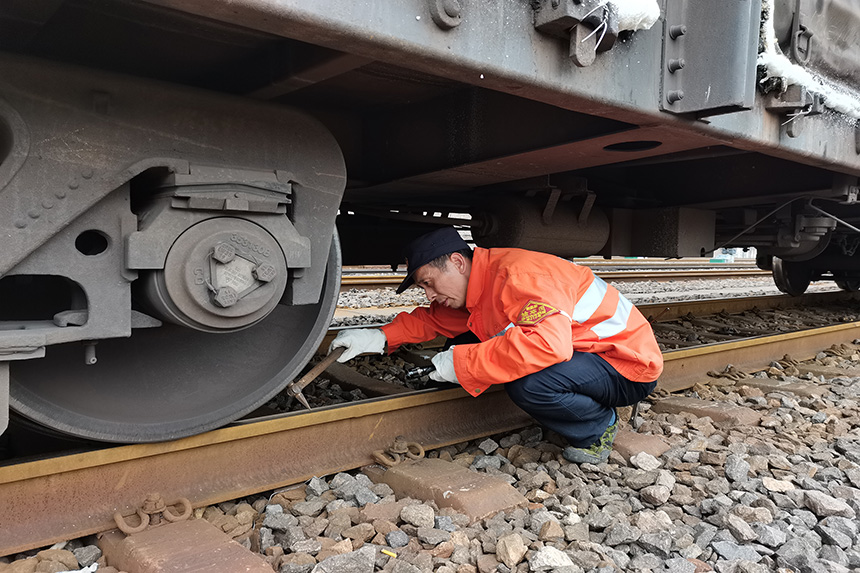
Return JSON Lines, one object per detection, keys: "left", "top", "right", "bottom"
{"left": 340, "top": 265, "right": 770, "bottom": 290}
{"left": 2, "top": 291, "right": 860, "bottom": 558}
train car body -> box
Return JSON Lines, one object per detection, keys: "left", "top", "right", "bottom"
{"left": 0, "top": 0, "right": 858, "bottom": 441}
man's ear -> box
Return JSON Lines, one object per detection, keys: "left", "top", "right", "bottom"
{"left": 449, "top": 252, "right": 468, "bottom": 274}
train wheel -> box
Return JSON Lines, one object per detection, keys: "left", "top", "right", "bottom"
{"left": 8, "top": 235, "right": 342, "bottom": 443}
{"left": 835, "top": 279, "right": 860, "bottom": 292}
{"left": 772, "top": 257, "right": 812, "bottom": 297}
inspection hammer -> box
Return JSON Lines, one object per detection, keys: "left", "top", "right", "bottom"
{"left": 285, "top": 346, "right": 345, "bottom": 409}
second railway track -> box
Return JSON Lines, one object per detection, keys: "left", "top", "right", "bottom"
{"left": 339, "top": 267, "right": 772, "bottom": 291}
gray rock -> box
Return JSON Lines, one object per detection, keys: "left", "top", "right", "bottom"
{"left": 528, "top": 546, "right": 574, "bottom": 571}
{"left": 73, "top": 545, "right": 102, "bottom": 568}
{"left": 520, "top": 426, "right": 543, "bottom": 445}
{"left": 325, "top": 499, "right": 355, "bottom": 513}
{"left": 307, "top": 476, "right": 329, "bottom": 497}
{"left": 804, "top": 490, "right": 856, "bottom": 519}
{"left": 400, "top": 504, "right": 435, "bottom": 528}
{"left": 725, "top": 454, "right": 751, "bottom": 483}
{"left": 819, "top": 545, "right": 850, "bottom": 568}
{"left": 435, "top": 516, "right": 456, "bottom": 532}
{"left": 732, "top": 504, "right": 773, "bottom": 524}
{"left": 290, "top": 538, "right": 322, "bottom": 554}
{"left": 635, "top": 509, "right": 674, "bottom": 533}
{"left": 629, "top": 452, "right": 661, "bottom": 471}
{"left": 353, "top": 486, "right": 380, "bottom": 507}
{"left": 496, "top": 534, "right": 527, "bottom": 569}
{"left": 695, "top": 465, "right": 719, "bottom": 480}
{"left": 628, "top": 552, "right": 662, "bottom": 570}
{"left": 679, "top": 543, "right": 704, "bottom": 559}
{"left": 694, "top": 522, "right": 719, "bottom": 548}
{"left": 801, "top": 477, "right": 831, "bottom": 493}
{"left": 519, "top": 470, "right": 552, "bottom": 490}
{"left": 529, "top": 509, "right": 560, "bottom": 533}
{"left": 280, "top": 561, "right": 315, "bottom": 573}
{"left": 390, "top": 560, "right": 422, "bottom": 573}
{"left": 329, "top": 472, "right": 354, "bottom": 489}
{"left": 818, "top": 516, "right": 858, "bottom": 543}
{"left": 791, "top": 508, "right": 820, "bottom": 529}
{"left": 370, "top": 483, "right": 394, "bottom": 498}
{"left": 656, "top": 469, "right": 677, "bottom": 490}
{"left": 265, "top": 504, "right": 299, "bottom": 530}
{"left": 417, "top": 527, "right": 450, "bottom": 546}
{"left": 713, "top": 560, "right": 770, "bottom": 573}
{"left": 312, "top": 544, "right": 376, "bottom": 573}
{"left": 775, "top": 537, "right": 819, "bottom": 571}
{"left": 625, "top": 470, "right": 659, "bottom": 490}
{"left": 816, "top": 524, "right": 853, "bottom": 549}
{"left": 568, "top": 549, "right": 601, "bottom": 569}
{"left": 637, "top": 532, "right": 673, "bottom": 557}
{"left": 354, "top": 473, "right": 374, "bottom": 489}
{"left": 260, "top": 527, "right": 276, "bottom": 553}
{"left": 640, "top": 484, "right": 672, "bottom": 505}
{"left": 280, "top": 525, "right": 308, "bottom": 547}
{"left": 386, "top": 530, "right": 409, "bottom": 548}
{"left": 603, "top": 547, "right": 630, "bottom": 569}
{"left": 479, "top": 438, "right": 499, "bottom": 454}
{"left": 725, "top": 513, "right": 758, "bottom": 543}
{"left": 499, "top": 434, "right": 521, "bottom": 448}
{"left": 604, "top": 523, "right": 641, "bottom": 545}
{"left": 564, "top": 522, "right": 590, "bottom": 542}
{"left": 712, "top": 540, "right": 762, "bottom": 562}
{"left": 846, "top": 468, "right": 860, "bottom": 488}
{"left": 665, "top": 557, "right": 697, "bottom": 573}
{"left": 334, "top": 480, "right": 361, "bottom": 502}
{"left": 814, "top": 467, "right": 844, "bottom": 482}
{"left": 450, "top": 545, "right": 471, "bottom": 565}
{"left": 472, "top": 455, "right": 502, "bottom": 471}
{"left": 291, "top": 499, "right": 327, "bottom": 517}
{"left": 751, "top": 523, "right": 787, "bottom": 548}
{"left": 706, "top": 477, "right": 732, "bottom": 495}
{"left": 818, "top": 561, "right": 851, "bottom": 573}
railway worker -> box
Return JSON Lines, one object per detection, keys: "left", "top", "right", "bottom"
{"left": 329, "top": 226, "right": 663, "bottom": 464}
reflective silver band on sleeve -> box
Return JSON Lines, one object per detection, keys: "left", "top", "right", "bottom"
{"left": 572, "top": 276, "right": 607, "bottom": 323}
{"left": 591, "top": 294, "right": 633, "bottom": 339}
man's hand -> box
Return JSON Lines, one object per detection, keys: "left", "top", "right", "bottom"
{"left": 429, "top": 349, "right": 459, "bottom": 384}
{"left": 329, "top": 329, "right": 387, "bottom": 362}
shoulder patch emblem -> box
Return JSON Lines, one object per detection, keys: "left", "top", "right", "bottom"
{"left": 517, "top": 300, "right": 560, "bottom": 326}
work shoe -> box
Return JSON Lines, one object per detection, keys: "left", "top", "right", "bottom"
{"left": 562, "top": 411, "right": 619, "bottom": 464}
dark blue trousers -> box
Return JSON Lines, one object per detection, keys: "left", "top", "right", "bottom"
{"left": 505, "top": 352, "right": 657, "bottom": 448}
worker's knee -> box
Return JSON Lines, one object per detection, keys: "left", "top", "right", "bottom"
{"left": 504, "top": 376, "right": 531, "bottom": 404}
{"left": 504, "top": 374, "right": 550, "bottom": 410}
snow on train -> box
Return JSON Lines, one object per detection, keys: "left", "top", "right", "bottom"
{"left": 0, "top": 0, "right": 858, "bottom": 441}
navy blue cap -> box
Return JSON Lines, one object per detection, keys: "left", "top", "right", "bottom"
{"left": 396, "top": 227, "right": 469, "bottom": 294}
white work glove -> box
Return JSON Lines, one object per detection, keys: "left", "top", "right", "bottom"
{"left": 429, "top": 349, "right": 459, "bottom": 384}
{"left": 329, "top": 328, "right": 387, "bottom": 362}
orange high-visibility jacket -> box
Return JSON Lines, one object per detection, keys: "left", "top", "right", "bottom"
{"left": 381, "top": 247, "right": 663, "bottom": 397}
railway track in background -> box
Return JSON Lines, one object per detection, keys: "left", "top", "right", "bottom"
{"left": 340, "top": 265, "right": 771, "bottom": 290}
{"left": 2, "top": 290, "right": 859, "bottom": 556}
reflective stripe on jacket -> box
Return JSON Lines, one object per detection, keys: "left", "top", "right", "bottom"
{"left": 380, "top": 247, "right": 663, "bottom": 397}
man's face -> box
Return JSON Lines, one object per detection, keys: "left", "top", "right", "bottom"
{"left": 412, "top": 253, "right": 470, "bottom": 310}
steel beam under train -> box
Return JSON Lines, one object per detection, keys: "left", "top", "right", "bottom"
{"left": 141, "top": 0, "right": 860, "bottom": 177}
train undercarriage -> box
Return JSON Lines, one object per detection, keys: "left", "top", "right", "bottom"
{"left": 0, "top": 0, "right": 858, "bottom": 441}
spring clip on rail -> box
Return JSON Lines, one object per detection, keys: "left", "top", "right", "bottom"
{"left": 114, "top": 493, "right": 192, "bottom": 535}
{"left": 373, "top": 436, "right": 425, "bottom": 467}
